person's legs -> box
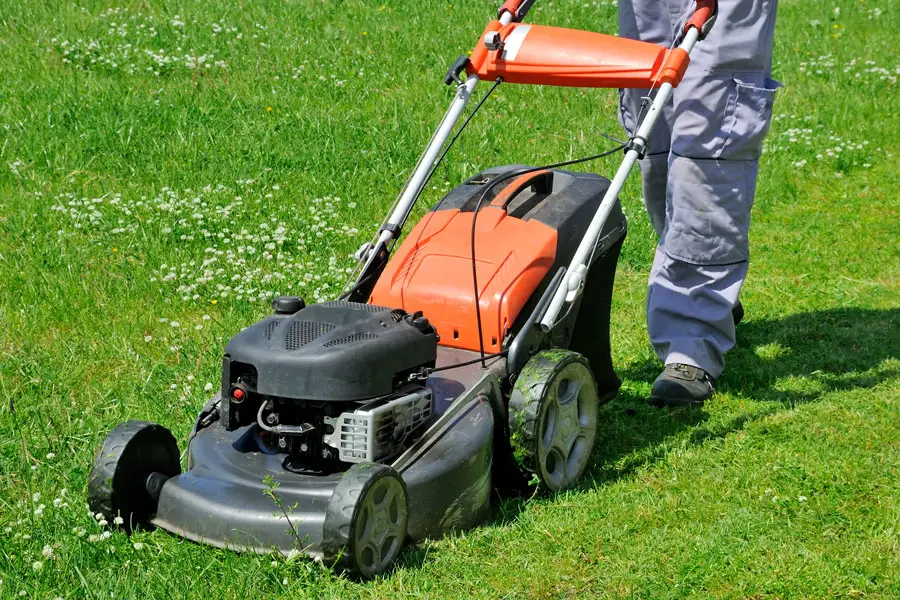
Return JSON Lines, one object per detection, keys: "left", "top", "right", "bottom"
{"left": 647, "top": 0, "right": 780, "bottom": 403}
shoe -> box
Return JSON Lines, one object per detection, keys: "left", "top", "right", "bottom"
{"left": 649, "top": 363, "right": 714, "bottom": 407}
{"left": 732, "top": 301, "right": 744, "bottom": 326}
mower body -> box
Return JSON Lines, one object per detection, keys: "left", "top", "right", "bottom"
{"left": 89, "top": 0, "right": 720, "bottom": 574}
{"left": 148, "top": 167, "right": 627, "bottom": 556}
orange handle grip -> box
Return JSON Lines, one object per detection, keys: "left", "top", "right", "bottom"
{"left": 684, "top": 0, "right": 717, "bottom": 38}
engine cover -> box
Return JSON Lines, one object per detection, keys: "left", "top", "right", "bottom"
{"left": 223, "top": 301, "right": 438, "bottom": 402}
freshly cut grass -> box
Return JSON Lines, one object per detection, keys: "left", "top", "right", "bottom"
{"left": 0, "top": 0, "right": 897, "bottom": 598}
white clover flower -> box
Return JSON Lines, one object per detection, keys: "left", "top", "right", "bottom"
{"left": 204, "top": 383, "right": 214, "bottom": 392}
{"left": 34, "top": 504, "right": 45, "bottom": 517}
{"left": 113, "top": 516, "right": 124, "bottom": 525}
{"left": 98, "top": 519, "right": 108, "bottom": 527}
{"left": 42, "top": 545, "right": 54, "bottom": 559}
{"left": 144, "top": 335, "right": 153, "bottom": 342}
{"left": 32, "top": 561, "right": 43, "bottom": 572}
{"left": 798, "top": 495, "right": 808, "bottom": 502}
{"left": 32, "top": 492, "right": 40, "bottom": 503}
{"left": 132, "top": 542, "right": 145, "bottom": 550}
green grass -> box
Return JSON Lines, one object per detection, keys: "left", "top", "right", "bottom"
{"left": 1, "top": 0, "right": 898, "bottom": 597}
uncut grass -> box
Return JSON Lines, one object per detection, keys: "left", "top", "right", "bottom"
{"left": 1, "top": 0, "right": 898, "bottom": 598}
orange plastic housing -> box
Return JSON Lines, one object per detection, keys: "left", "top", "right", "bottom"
{"left": 369, "top": 208, "right": 557, "bottom": 353}
{"left": 467, "top": 22, "right": 690, "bottom": 88}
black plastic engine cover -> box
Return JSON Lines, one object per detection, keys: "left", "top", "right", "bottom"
{"left": 223, "top": 301, "right": 437, "bottom": 402}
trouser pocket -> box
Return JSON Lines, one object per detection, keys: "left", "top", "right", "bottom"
{"left": 662, "top": 155, "right": 758, "bottom": 266}
{"left": 662, "top": 72, "right": 781, "bottom": 265}
{"left": 719, "top": 76, "right": 782, "bottom": 160}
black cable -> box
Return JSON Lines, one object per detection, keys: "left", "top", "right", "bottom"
{"left": 469, "top": 142, "right": 627, "bottom": 367}
{"left": 428, "top": 351, "right": 508, "bottom": 373}
{"left": 340, "top": 78, "right": 504, "bottom": 301}
{"left": 410, "top": 77, "right": 504, "bottom": 228}
{"left": 601, "top": 132, "right": 628, "bottom": 146}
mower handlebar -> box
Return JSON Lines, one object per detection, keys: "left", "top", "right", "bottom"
{"left": 497, "top": 0, "right": 714, "bottom": 33}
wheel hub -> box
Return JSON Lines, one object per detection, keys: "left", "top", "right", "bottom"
{"left": 509, "top": 351, "right": 600, "bottom": 491}
{"left": 351, "top": 474, "right": 407, "bottom": 576}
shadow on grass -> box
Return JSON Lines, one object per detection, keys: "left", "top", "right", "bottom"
{"left": 589, "top": 307, "right": 900, "bottom": 485}
{"left": 411, "top": 307, "right": 900, "bottom": 560}
{"left": 489, "top": 307, "right": 899, "bottom": 527}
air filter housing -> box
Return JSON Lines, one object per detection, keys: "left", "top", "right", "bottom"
{"left": 222, "top": 301, "right": 438, "bottom": 402}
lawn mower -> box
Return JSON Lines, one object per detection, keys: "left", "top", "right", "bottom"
{"left": 88, "top": 0, "right": 717, "bottom": 578}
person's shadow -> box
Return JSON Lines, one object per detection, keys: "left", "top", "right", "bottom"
{"left": 587, "top": 307, "right": 899, "bottom": 485}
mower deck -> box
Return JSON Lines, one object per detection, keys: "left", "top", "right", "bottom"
{"left": 152, "top": 347, "right": 503, "bottom": 556}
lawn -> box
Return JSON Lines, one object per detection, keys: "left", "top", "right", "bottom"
{"left": 0, "top": 0, "right": 897, "bottom": 598}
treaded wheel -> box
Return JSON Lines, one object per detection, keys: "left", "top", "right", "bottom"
{"left": 87, "top": 420, "right": 181, "bottom": 533}
{"left": 322, "top": 463, "right": 408, "bottom": 579}
{"left": 509, "top": 350, "right": 600, "bottom": 491}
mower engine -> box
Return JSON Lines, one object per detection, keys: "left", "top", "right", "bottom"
{"left": 219, "top": 299, "right": 438, "bottom": 470}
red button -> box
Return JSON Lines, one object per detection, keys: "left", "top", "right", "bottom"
{"left": 232, "top": 388, "right": 245, "bottom": 400}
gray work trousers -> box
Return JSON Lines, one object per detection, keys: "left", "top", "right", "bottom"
{"left": 618, "top": 0, "right": 780, "bottom": 378}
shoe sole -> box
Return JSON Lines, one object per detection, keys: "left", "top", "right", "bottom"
{"left": 648, "top": 395, "right": 706, "bottom": 408}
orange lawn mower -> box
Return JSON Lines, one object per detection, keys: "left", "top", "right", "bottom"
{"left": 88, "top": 0, "right": 718, "bottom": 578}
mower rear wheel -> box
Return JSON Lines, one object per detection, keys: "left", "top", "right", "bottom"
{"left": 87, "top": 420, "right": 181, "bottom": 533}
{"left": 509, "top": 350, "right": 599, "bottom": 491}
{"left": 322, "top": 463, "right": 408, "bottom": 579}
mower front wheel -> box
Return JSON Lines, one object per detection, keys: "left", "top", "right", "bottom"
{"left": 322, "top": 463, "right": 409, "bottom": 579}
{"left": 509, "top": 350, "right": 600, "bottom": 491}
{"left": 87, "top": 420, "right": 181, "bottom": 533}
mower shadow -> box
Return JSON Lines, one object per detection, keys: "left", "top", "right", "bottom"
{"left": 489, "top": 307, "right": 899, "bottom": 526}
